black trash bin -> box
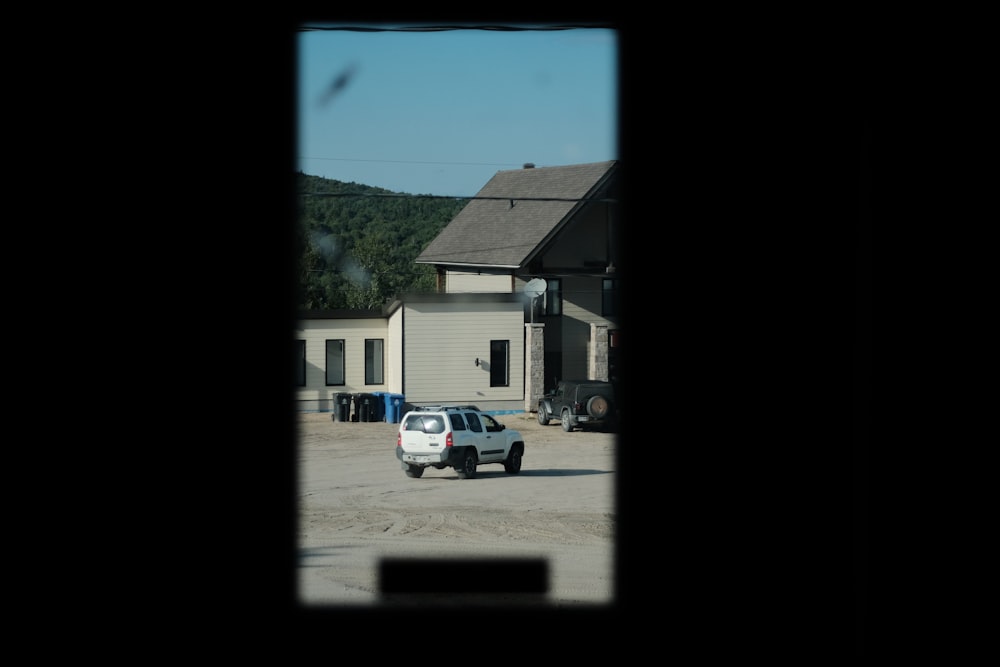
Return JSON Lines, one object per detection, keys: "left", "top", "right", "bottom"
{"left": 333, "top": 393, "right": 352, "bottom": 422}
{"left": 355, "top": 393, "right": 377, "bottom": 422}
{"left": 372, "top": 391, "right": 385, "bottom": 422}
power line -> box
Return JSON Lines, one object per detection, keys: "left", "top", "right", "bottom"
{"left": 299, "top": 156, "right": 523, "bottom": 168}
{"left": 298, "top": 24, "right": 612, "bottom": 33}
{"left": 299, "top": 192, "right": 618, "bottom": 203}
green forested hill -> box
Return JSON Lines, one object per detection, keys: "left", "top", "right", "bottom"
{"left": 296, "top": 172, "right": 468, "bottom": 310}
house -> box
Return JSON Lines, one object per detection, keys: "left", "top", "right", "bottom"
{"left": 415, "top": 160, "right": 621, "bottom": 396}
{"left": 295, "top": 292, "right": 526, "bottom": 414}
{"left": 295, "top": 160, "right": 621, "bottom": 416}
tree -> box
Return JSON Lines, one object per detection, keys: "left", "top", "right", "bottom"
{"left": 343, "top": 233, "right": 394, "bottom": 309}
{"left": 296, "top": 173, "right": 468, "bottom": 310}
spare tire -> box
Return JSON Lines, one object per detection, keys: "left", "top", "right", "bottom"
{"left": 587, "top": 395, "right": 610, "bottom": 419}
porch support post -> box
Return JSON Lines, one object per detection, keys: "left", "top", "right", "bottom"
{"left": 525, "top": 322, "right": 545, "bottom": 413}
{"left": 589, "top": 322, "right": 609, "bottom": 382}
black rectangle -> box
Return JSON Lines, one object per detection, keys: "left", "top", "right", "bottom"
{"left": 379, "top": 558, "right": 548, "bottom": 595}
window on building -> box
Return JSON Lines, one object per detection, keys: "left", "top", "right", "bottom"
{"left": 602, "top": 278, "right": 617, "bottom": 317}
{"left": 490, "top": 339, "right": 509, "bottom": 387}
{"left": 544, "top": 278, "right": 562, "bottom": 316}
{"left": 296, "top": 339, "right": 306, "bottom": 387}
{"left": 365, "top": 338, "right": 384, "bottom": 385}
{"left": 325, "top": 339, "right": 345, "bottom": 386}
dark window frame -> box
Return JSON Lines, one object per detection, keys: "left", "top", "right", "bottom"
{"left": 365, "top": 338, "right": 384, "bottom": 385}
{"left": 296, "top": 339, "right": 306, "bottom": 387}
{"left": 325, "top": 339, "right": 346, "bottom": 386}
{"left": 544, "top": 278, "right": 562, "bottom": 316}
{"left": 490, "top": 339, "right": 510, "bottom": 387}
{"left": 602, "top": 278, "right": 617, "bottom": 317}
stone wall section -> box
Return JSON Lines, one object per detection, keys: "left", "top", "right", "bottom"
{"left": 588, "top": 323, "right": 609, "bottom": 382}
{"left": 524, "top": 323, "right": 545, "bottom": 412}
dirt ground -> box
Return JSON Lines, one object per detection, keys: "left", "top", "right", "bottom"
{"left": 296, "top": 410, "right": 617, "bottom": 607}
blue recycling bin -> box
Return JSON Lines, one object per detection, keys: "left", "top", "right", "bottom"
{"left": 384, "top": 393, "right": 405, "bottom": 423}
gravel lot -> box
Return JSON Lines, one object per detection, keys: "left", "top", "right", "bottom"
{"left": 297, "top": 410, "right": 617, "bottom": 607}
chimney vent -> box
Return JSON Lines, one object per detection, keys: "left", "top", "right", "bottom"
{"left": 523, "top": 163, "right": 535, "bottom": 169}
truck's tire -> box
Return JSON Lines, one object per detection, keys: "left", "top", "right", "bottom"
{"left": 537, "top": 406, "right": 549, "bottom": 425}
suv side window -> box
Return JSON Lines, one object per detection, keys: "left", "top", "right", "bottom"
{"left": 449, "top": 413, "right": 467, "bottom": 431}
{"left": 482, "top": 415, "right": 501, "bottom": 432}
{"left": 465, "top": 413, "right": 483, "bottom": 432}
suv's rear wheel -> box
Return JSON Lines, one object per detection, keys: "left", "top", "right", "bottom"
{"left": 504, "top": 445, "right": 523, "bottom": 474}
{"left": 456, "top": 449, "right": 478, "bottom": 479}
{"left": 561, "top": 409, "right": 574, "bottom": 432}
{"left": 404, "top": 464, "right": 424, "bottom": 478}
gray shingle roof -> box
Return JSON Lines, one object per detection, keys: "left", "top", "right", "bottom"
{"left": 416, "top": 160, "right": 618, "bottom": 268}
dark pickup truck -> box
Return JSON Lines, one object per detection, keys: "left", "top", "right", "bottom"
{"left": 537, "top": 379, "right": 618, "bottom": 432}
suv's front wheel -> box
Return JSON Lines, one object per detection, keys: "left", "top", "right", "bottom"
{"left": 455, "top": 449, "right": 478, "bottom": 479}
{"left": 537, "top": 405, "right": 550, "bottom": 426}
{"left": 504, "top": 445, "right": 523, "bottom": 474}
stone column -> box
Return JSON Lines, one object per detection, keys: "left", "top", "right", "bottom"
{"left": 589, "top": 323, "right": 609, "bottom": 382}
{"left": 524, "top": 322, "right": 545, "bottom": 412}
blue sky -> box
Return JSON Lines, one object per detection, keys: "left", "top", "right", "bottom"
{"left": 297, "top": 26, "right": 618, "bottom": 198}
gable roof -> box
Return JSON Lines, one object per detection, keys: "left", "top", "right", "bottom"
{"left": 415, "top": 160, "right": 618, "bottom": 269}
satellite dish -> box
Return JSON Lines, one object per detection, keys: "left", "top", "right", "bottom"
{"left": 524, "top": 278, "right": 548, "bottom": 299}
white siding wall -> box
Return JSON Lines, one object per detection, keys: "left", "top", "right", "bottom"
{"left": 386, "top": 307, "right": 404, "bottom": 394}
{"left": 403, "top": 301, "right": 524, "bottom": 403}
{"left": 295, "top": 318, "right": 390, "bottom": 404}
{"left": 446, "top": 269, "right": 513, "bottom": 293}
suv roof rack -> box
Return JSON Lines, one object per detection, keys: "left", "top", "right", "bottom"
{"left": 415, "top": 405, "right": 481, "bottom": 412}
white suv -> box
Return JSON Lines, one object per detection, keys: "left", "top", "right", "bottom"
{"left": 395, "top": 406, "right": 525, "bottom": 479}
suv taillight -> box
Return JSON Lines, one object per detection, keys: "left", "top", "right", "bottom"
{"left": 396, "top": 432, "right": 401, "bottom": 447}
{"left": 446, "top": 432, "right": 453, "bottom": 447}
{"left": 573, "top": 401, "right": 583, "bottom": 413}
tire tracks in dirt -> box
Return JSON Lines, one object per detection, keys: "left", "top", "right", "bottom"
{"left": 300, "top": 506, "right": 613, "bottom": 546}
